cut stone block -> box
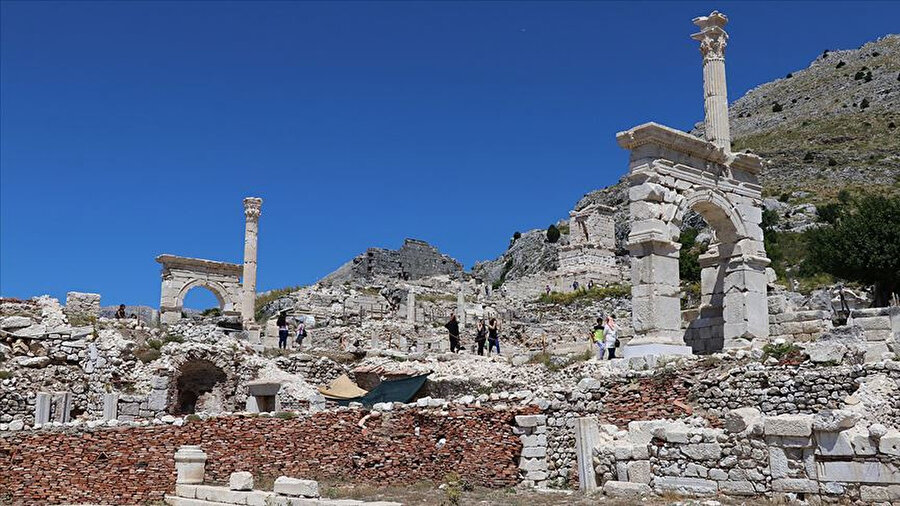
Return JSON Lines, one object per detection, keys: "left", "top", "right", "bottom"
{"left": 719, "top": 480, "right": 755, "bottom": 496}
{"left": 681, "top": 442, "right": 722, "bottom": 461}
{"left": 627, "top": 460, "right": 652, "bottom": 484}
{"left": 603, "top": 481, "right": 651, "bottom": 499}
{"left": 229, "top": 471, "right": 254, "bottom": 491}
{"left": 860, "top": 485, "right": 900, "bottom": 502}
{"left": 514, "top": 415, "right": 546, "bottom": 428}
{"left": 764, "top": 414, "right": 812, "bottom": 437}
{"left": 772, "top": 478, "right": 819, "bottom": 493}
{"left": 273, "top": 477, "right": 319, "bottom": 498}
{"left": 653, "top": 476, "right": 718, "bottom": 496}
{"left": 818, "top": 461, "right": 900, "bottom": 484}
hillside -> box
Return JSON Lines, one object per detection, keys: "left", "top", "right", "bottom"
{"left": 477, "top": 35, "right": 899, "bottom": 286}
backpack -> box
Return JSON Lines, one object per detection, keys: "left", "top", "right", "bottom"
{"left": 592, "top": 328, "right": 605, "bottom": 343}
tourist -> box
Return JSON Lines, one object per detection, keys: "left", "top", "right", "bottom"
{"left": 475, "top": 318, "right": 487, "bottom": 356}
{"left": 276, "top": 311, "right": 289, "bottom": 349}
{"left": 445, "top": 313, "right": 461, "bottom": 353}
{"left": 487, "top": 317, "right": 501, "bottom": 355}
{"left": 545, "top": 285, "right": 551, "bottom": 296}
{"left": 572, "top": 280, "right": 579, "bottom": 292}
{"left": 592, "top": 316, "right": 605, "bottom": 359}
{"left": 588, "top": 280, "right": 594, "bottom": 290}
{"left": 115, "top": 304, "right": 126, "bottom": 319}
{"left": 604, "top": 315, "right": 619, "bottom": 359}
{"left": 295, "top": 322, "right": 307, "bottom": 348}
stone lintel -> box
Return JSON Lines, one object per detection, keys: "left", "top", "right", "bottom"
{"left": 156, "top": 254, "right": 243, "bottom": 277}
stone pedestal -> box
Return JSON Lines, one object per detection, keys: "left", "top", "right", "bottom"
{"left": 406, "top": 292, "right": 416, "bottom": 323}
{"left": 174, "top": 445, "right": 208, "bottom": 484}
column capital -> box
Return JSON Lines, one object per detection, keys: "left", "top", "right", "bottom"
{"left": 243, "top": 197, "right": 263, "bottom": 220}
{"left": 691, "top": 11, "right": 728, "bottom": 61}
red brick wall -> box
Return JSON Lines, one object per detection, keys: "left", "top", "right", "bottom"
{"left": 0, "top": 407, "right": 529, "bottom": 505}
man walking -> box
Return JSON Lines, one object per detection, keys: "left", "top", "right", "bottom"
{"left": 445, "top": 313, "right": 461, "bottom": 353}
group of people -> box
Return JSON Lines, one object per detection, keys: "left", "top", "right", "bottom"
{"left": 590, "top": 314, "right": 619, "bottom": 360}
{"left": 276, "top": 311, "right": 308, "bottom": 350}
{"left": 445, "top": 313, "right": 501, "bottom": 356}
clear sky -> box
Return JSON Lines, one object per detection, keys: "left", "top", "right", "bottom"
{"left": 2, "top": 1, "right": 898, "bottom": 309}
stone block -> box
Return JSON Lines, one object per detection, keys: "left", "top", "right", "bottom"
{"left": 274, "top": 477, "right": 319, "bottom": 498}
{"left": 521, "top": 446, "right": 546, "bottom": 458}
{"left": 174, "top": 484, "right": 197, "bottom": 498}
{"left": 812, "top": 410, "right": 859, "bottom": 432}
{"left": 815, "top": 430, "right": 855, "bottom": 457}
{"left": 522, "top": 470, "right": 548, "bottom": 481}
{"left": 724, "top": 407, "right": 761, "bottom": 434}
{"left": 764, "top": 414, "right": 812, "bottom": 437}
{"left": 818, "top": 461, "right": 900, "bottom": 484}
{"left": 768, "top": 447, "right": 789, "bottom": 479}
{"left": 230, "top": 471, "right": 254, "bottom": 491}
{"left": 627, "top": 461, "right": 652, "bottom": 484}
{"left": 719, "top": 480, "right": 755, "bottom": 496}
{"left": 514, "top": 415, "right": 546, "bottom": 428}
{"left": 878, "top": 431, "right": 900, "bottom": 456}
{"left": 653, "top": 476, "right": 718, "bottom": 496}
{"left": 860, "top": 485, "right": 900, "bottom": 502}
{"left": 520, "top": 434, "right": 547, "bottom": 447}
{"left": 518, "top": 457, "right": 547, "bottom": 471}
{"left": 681, "top": 443, "right": 722, "bottom": 461}
{"left": 603, "top": 481, "right": 651, "bottom": 499}
{"left": 855, "top": 316, "right": 892, "bottom": 331}
{"left": 851, "top": 430, "right": 878, "bottom": 455}
{"left": 194, "top": 485, "right": 248, "bottom": 504}
{"left": 806, "top": 342, "right": 847, "bottom": 364}
{"left": 772, "top": 479, "right": 819, "bottom": 493}
{"left": 34, "top": 392, "right": 51, "bottom": 426}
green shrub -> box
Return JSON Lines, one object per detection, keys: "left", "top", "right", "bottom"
{"left": 860, "top": 98, "right": 870, "bottom": 109}
{"left": 763, "top": 342, "right": 805, "bottom": 363}
{"left": 678, "top": 229, "right": 702, "bottom": 283}
{"left": 185, "top": 414, "right": 201, "bottom": 422}
{"left": 557, "top": 223, "right": 570, "bottom": 235}
{"left": 274, "top": 411, "right": 297, "bottom": 420}
{"left": 134, "top": 348, "right": 161, "bottom": 364}
{"left": 0, "top": 370, "right": 12, "bottom": 380}
{"left": 254, "top": 285, "right": 304, "bottom": 321}
{"left": 528, "top": 350, "right": 592, "bottom": 372}
{"left": 772, "top": 102, "right": 783, "bottom": 112}
{"left": 546, "top": 224, "right": 561, "bottom": 243}
{"left": 200, "top": 307, "right": 221, "bottom": 317}
{"left": 538, "top": 284, "right": 631, "bottom": 305}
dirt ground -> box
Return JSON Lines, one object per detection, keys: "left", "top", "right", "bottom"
{"left": 320, "top": 481, "right": 780, "bottom": 506}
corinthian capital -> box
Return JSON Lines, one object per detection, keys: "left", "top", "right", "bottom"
{"left": 243, "top": 197, "right": 263, "bottom": 220}
{"left": 691, "top": 11, "right": 729, "bottom": 60}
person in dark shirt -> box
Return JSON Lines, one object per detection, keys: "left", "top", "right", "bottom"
{"left": 475, "top": 318, "right": 487, "bottom": 356}
{"left": 115, "top": 304, "right": 126, "bottom": 319}
{"left": 487, "top": 317, "right": 501, "bottom": 356}
{"left": 276, "top": 311, "right": 289, "bottom": 349}
{"left": 444, "top": 313, "right": 461, "bottom": 353}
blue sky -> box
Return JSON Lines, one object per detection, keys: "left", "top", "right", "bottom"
{"left": 2, "top": 1, "right": 898, "bottom": 309}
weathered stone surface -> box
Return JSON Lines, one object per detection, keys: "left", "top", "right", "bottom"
{"left": 273, "top": 477, "right": 319, "bottom": 498}
{"left": 514, "top": 415, "right": 546, "bottom": 428}
{"left": 772, "top": 478, "right": 819, "bottom": 493}
{"left": 603, "top": 481, "right": 651, "bottom": 498}
{"left": 229, "top": 471, "right": 254, "bottom": 491}
{"left": 681, "top": 442, "right": 722, "bottom": 461}
{"left": 627, "top": 461, "right": 652, "bottom": 484}
{"left": 724, "top": 407, "right": 761, "bottom": 434}
{"left": 818, "top": 461, "right": 900, "bottom": 484}
{"left": 764, "top": 414, "right": 813, "bottom": 437}
{"left": 879, "top": 430, "right": 900, "bottom": 456}
{"left": 719, "top": 480, "right": 756, "bottom": 496}
{"left": 860, "top": 485, "right": 900, "bottom": 502}
{"left": 653, "top": 476, "right": 718, "bottom": 496}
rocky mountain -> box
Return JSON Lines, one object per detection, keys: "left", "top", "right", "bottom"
{"left": 320, "top": 238, "right": 463, "bottom": 285}
{"left": 696, "top": 34, "right": 900, "bottom": 197}
{"left": 475, "top": 35, "right": 899, "bottom": 285}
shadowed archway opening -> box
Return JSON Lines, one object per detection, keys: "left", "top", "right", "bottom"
{"left": 175, "top": 360, "right": 226, "bottom": 414}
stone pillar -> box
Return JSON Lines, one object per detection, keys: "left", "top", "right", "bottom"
{"left": 407, "top": 291, "right": 416, "bottom": 323}
{"left": 574, "top": 417, "right": 601, "bottom": 493}
{"left": 52, "top": 392, "right": 72, "bottom": 423}
{"left": 34, "top": 392, "right": 51, "bottom": 427}
{"left": 722, "top": 255, "right": 770, "bottom": 347}
{"left": 102, "top": 393, "right": 118, "bottom": 421}
{"left": 691, "top": 11, "right": 730, "bottom": 152}
{"left": 625, "top": 239, "right": 692, "bottom": 357}
{"left": 174, "top": 445, "right": 208, "bottom": 484}
{"left": 456, "top": 291, "right": 466, "bottom": 330}
{"left": 241, "top": 197, "right": 263, "bottom": 326}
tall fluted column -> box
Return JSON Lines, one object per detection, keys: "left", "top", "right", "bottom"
{"left": 692, "top": 11, "right": 730, "bottom": 152}
{"left": 241, "top": 197, "right": 263, "bottom": 325}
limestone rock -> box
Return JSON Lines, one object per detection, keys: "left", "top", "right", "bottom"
{"left": 273, "top": 477, "right": 319, "bottom": 498}
{"left": 229, "top": 471, "right": 254, "bottom": 491}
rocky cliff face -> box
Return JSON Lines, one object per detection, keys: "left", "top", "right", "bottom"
{"left": 320, "top": 238, "right": 463, "bottom": 285}
{"left": 471, "top": 228, "right": 566, "bottom": 286}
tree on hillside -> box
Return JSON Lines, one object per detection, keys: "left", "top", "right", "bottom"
{"left": 546, "top": 224, "right": 561, "bottom": 243}
{"left": 806, "top": 195, "right": 900, "bottom": 306}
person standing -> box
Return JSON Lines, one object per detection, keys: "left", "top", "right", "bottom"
{"left": 545, "top": 285, "right": 552, "bottom": 296}
{"left": 604, "top": 315, "right": 618, "bottom": 359}
{"left": 591, "top": 316, "right": 606, "bottom": 359}
{"left": 572, "top": 280, "right": 580, "bottom": 292}
{"left": 295, "top": 321, "right": 308, "bottom": 349}
{"left": 487, "top": 317, "right": 501, "bottom": 356}
{"left": 115, "top": 304, "right": 127, "bottom": 319}
{"left": 588, "top": 280, "right": 595, "bottom": 291}
{"left": 276, "top": 311, "right": 289, "bottom": 350}
{"left": 445, "top": 313, "right": 461, "bottom": 353}
{"left": 475, "top": 318, "right": 488, "bottom": 356}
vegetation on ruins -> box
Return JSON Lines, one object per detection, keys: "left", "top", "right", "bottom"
{"left": 545, "top": 224, "right": 561, "bottom": 244}
{"left": 762, "top": 341, "right": 805, "bottom": 364}
{"left": 678, "top": 229, "right": 704, "bottom": 284}
{"left": 806, "top": 194, "right": 900, "bottom": 306}
{"left": 527, "top": 350, "right": 592, "bottom": 371}
{"left": 254, "top": 285, "right": 304, "bottom": 321}
{"left": 537, "top": 284, "right": 630, "bottom": 305}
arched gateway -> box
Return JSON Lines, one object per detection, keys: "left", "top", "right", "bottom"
{"left": 617, "top": 11, "right": 769, "bottom": 357}
{"left": 156, "top": 255, "right": 243, "bottom": 325}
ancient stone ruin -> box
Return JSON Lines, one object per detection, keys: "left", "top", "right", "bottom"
{"left": 556, "top": 203, "right": 620, "bottom": 289}
{"left": 619, "top": 11, "right": 769, "bottom": 358}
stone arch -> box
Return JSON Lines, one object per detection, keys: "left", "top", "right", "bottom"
{"left": 176, "top": 278, "right": 232, "bottom": 313}
{"left": 618, "top": 122, "right": 770, "bottom": 357}
{"left": 156, "top": 255, "right": 243, "bottom": 325}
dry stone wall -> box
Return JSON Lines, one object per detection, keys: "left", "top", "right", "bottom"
{"left": 0, "top": 405, "right": 530, "bottom": 505}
